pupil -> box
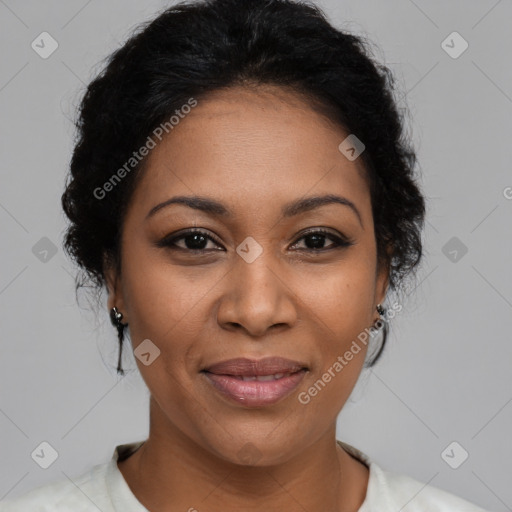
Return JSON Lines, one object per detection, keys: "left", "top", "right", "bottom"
{"left": 186, "top": 234, "right": 207, "bottom": 250}
{"left": 306, "top": 234, "right": 325, "bottom": 249}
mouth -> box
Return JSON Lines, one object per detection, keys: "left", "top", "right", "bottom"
{"left": 201, "top": 357, "right": 308, "bottom": 407}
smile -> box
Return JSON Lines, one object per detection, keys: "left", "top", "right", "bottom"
{"left": 202, "top": 369, "right": 307, "bottom": 407}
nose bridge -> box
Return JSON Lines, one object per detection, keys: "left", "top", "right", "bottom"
{"left": 234, "top": 241, "right": 281, "bottom": 308}
{"left": 245, "top": 253, "right": 277, "bottom": 285}
{"left": 218, "top": 238, "right": 296, "bottom": 335}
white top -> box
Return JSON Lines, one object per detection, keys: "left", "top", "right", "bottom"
{"left": 0, "top": 439, "right": 490, "bottom": 511}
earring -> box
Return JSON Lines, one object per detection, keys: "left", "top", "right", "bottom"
{"left": 366, "top": 303, "right": 388, "bottom": 366}
{"left": 110, "top": 306, "right": 128, "bottom": 376}
{"left": 371, "top": 303, "right": 387, "bottom": 344}
{"left": 373, "top": 303, "right": 386, "bottom": 329}
{"left": 109, "top": 306, "right": 124, "bottom": 328}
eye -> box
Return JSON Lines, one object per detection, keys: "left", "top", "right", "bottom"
{"left": 290, "top": 228, "right": 354, "bottom": 252}
{"left": 156, "top": 229, "right": 223, "bottom": 252}
{"left": 156, "top": 227, "right": 354, "bottom": 254}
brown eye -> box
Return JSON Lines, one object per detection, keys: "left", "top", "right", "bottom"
{"left": 156, "top": 229, "right": 223, "bottom": 252}
{"left": 291, "top": 229, "right": 354, "bottom": 252}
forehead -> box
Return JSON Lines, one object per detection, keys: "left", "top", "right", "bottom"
{"left": 128, "top": 85, "right": 371, "bottom": 222}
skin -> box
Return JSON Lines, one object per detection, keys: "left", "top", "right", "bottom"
{"left": 105, "top": 84, "right": 389, "bottom": 511}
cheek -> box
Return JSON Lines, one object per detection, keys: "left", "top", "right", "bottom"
{"left": 298, "top": 287, "right": 371, "bottom": 421}
{"left": 121, "top": 231, "right": 375, "bottom": 377}
{"left": 122, "top": 234, "right": 377, "bottom": 360}
{"left": 120, "top": 258, "right": 207, "bottom": 410}
{"left": 304, "top": 251, "right": 376, "bottom": 337}
{"left": 122, "top": 237, "right": 201, "bottom": 327}
{"left": 120, "top": 246, "right": 224, "bottom": 371}
{"left": 297, "top": 254, "right": 375, "bottom": 404}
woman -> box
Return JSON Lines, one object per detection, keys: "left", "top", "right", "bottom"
{"left": 0, "top": 0, "right": 492, "bottom": 510}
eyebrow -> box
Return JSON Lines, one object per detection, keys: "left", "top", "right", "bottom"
{"left": 146, "top": 194, "right": 363, "bottom": 227}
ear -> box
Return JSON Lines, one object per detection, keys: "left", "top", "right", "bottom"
{"left": 375, "top": 244, "right": 392, "bottom": 308}
{"left": 375, "top": 265, "right": 389, "bottom": 306}
{"left": 103, "top": 254, "right": 127, "bottom": 319}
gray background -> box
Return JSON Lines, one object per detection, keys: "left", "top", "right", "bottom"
{"left": 1, "top": 0, "right": 511, "bottom": 510}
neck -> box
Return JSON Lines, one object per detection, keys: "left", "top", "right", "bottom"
{"left": 117, "top": 397, "right": 369, "bottom": 511}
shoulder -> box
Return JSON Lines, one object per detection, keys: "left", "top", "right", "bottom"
{"left": 0, "top": 461, "right": 112, "bottom": 512}
{"left": 337, "top": 441, "right": 491, "bottom": 512}
{"left": 369, "top": 463, "right": 491, "bottom": 512}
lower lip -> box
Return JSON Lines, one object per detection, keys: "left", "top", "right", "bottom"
{"left": 202, "top": 370, "right": 307, "bottom": 407}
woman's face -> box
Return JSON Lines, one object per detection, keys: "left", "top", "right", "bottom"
{"left": 106, "top": 85, "right": 388, "bottom": 465}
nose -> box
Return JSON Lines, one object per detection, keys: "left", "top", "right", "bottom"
{"left": 216, "top": 250, "right": 298, "bottom": 337}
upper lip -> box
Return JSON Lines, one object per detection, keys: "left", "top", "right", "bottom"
{"left": 203, "top": 357, "right": 308, "bottom": 376}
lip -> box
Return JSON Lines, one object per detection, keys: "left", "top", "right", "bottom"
{"left": 203, "top": 357, "right": 308, "bottom": 376}
{"left": 201, "top": 357, "right": 309, "bottom": 407}
{"left": 202, "top": 369, "right": 307, "bottom": 407}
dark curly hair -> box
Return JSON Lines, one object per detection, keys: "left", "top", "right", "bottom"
{"left": 61, "top": 0, "right": 426, "bottom": 375}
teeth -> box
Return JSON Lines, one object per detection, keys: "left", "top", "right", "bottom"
{"left": 255, "top": 375, "right": 276, "bottom": 382}
{"left": 239, "top": 372, "right": 289, "bottom": 382}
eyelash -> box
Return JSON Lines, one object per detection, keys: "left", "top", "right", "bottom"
{"left": 156, "top": 228, "right": 354, "bottom": 253}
